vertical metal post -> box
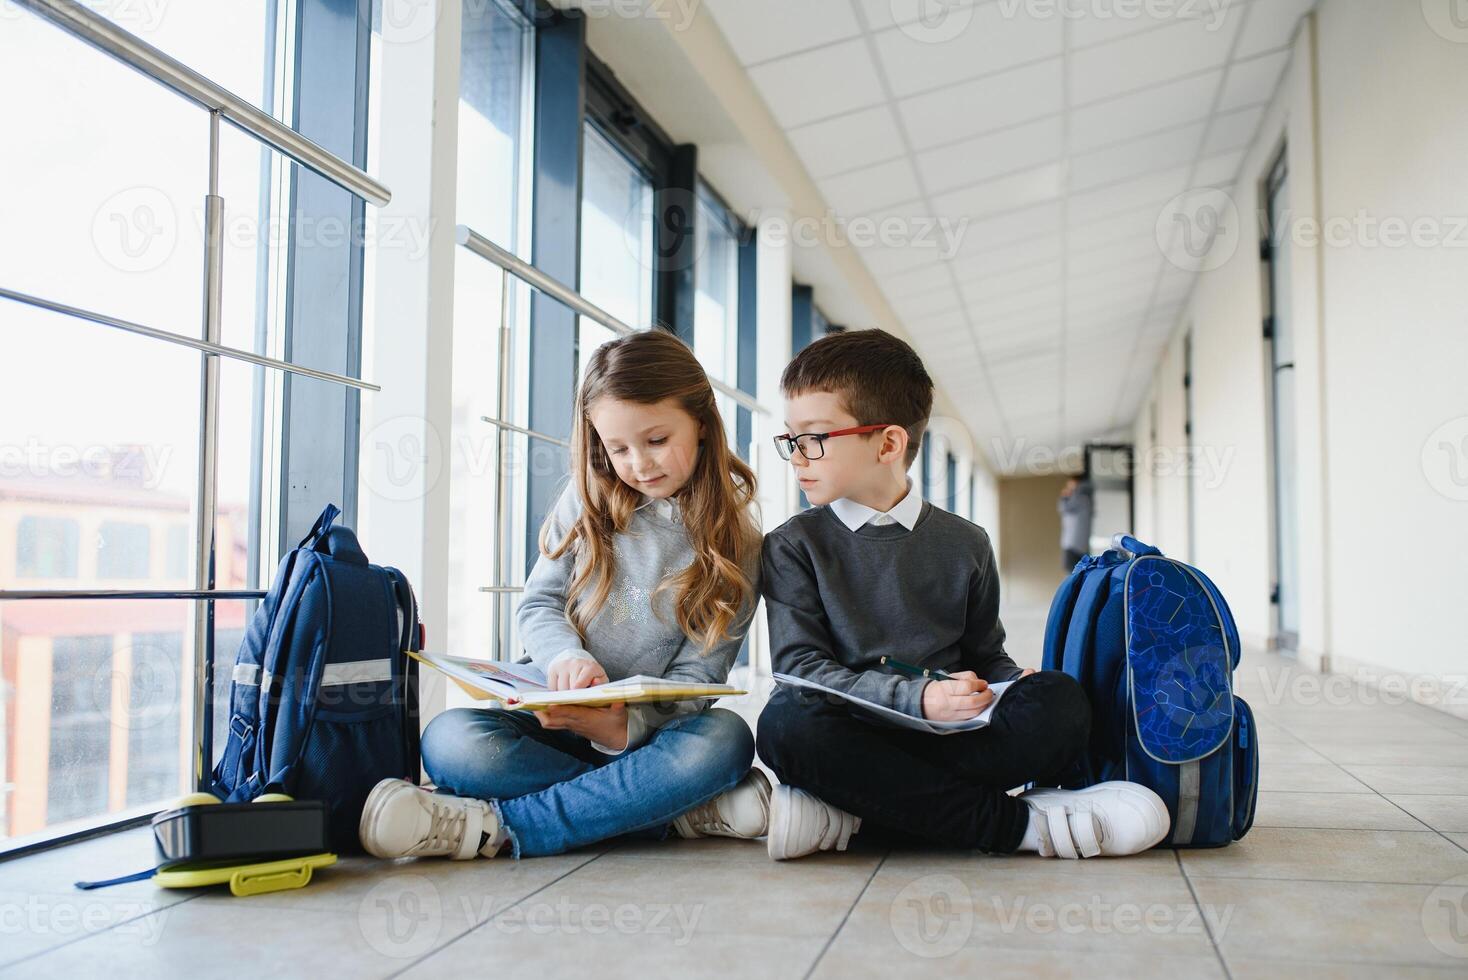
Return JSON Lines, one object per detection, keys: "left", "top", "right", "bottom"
{"left": 493, "top": 268, "right": 514, "bottom": 661}
{"left": 193, "top": 109, "right": 225, "bottom": 789}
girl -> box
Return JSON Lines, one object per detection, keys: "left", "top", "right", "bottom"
{"left": 359, "top": 329, "right": 769, "bottom": 860}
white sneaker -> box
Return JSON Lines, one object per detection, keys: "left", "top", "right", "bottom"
{"left": 766, "top": 784, "right": 862, "bottom": 861}
{"left": 673, "top": 768, "right": 772, "bottom": 840}
{"left": 359, "top": 778, "right": 504, "bottom": 860}
{"left": 1017, "top": 781, "right": 1170, "bottom": 858}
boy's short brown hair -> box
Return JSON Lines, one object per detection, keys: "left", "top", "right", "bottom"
{"left": 780, "top": 328, "right": 934, "bottom": 466}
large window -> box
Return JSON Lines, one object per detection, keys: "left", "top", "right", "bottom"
{"left": 577, "top": 124, "right": 657, "bottom": 380}
{"left": 447, "top": 0, "right": 536, "bottom": 674}
{"left": 693, "top": 185, "right": 742, "bottom": 381}
{"left": 0, "top": 0, "right": 376, "bottom": 852}
{"left": 694, "top": 184, "right": 745, "bottom": 451}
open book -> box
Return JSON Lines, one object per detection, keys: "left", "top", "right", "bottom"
{"left": 771, "top": 672, "right": 1016, "bottom": 734}
{"left": 406, "top": 649, "right": 745, "bottom": 709}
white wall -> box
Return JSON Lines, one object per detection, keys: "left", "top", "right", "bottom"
{"left": 1137, "top": 329, "right": 1197, "bottom": 571}
{"left": 1131, "top": 1, "right": 1468, "bottom": 710}
{"left": 1311, "top": 0, "right": 1468, "bottom": 691}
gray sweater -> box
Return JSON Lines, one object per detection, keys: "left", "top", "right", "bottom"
{"left": 517, "top": 480, "right": 760, "bottom": 753}
{"left": 762, "top": 500, "right": 1023, "bottom": 719}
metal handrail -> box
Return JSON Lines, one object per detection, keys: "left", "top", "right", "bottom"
{"left": 0, "top": 590, "right": 269, "bottom": 601}
{"left": 0, "top": 287, "right": 382, "bottom": 392}
{"left": 455, "top": 224, "right": 768, "bottom": 416}
{"left": 15, "top": 0, "right": 391, "bottom": 207}
{"left": 480, "top": 416, "right": 570, "bottom": 449}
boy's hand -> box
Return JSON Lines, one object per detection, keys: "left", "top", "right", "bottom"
{"left": 546, "top": 657, "right": 608, "bottom": 691}
{"left": 921, "top": 670, "right": 995, "bottom": 721}
{"left": 534, "top": 703, "right": 628, "bottom": 749}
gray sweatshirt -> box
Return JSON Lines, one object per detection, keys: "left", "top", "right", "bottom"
{"left": 516, "top": 480, "right": 760, "bottom": 754}
{"left": 761, "top": 500, "right": 1023, "bottom": 719}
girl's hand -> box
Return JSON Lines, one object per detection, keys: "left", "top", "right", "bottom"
{"left": 921, "top": 670, "right": 995, "bottom": 721}
{"left": 1019, "top": 667, "right": 1038, "bottom": 678}
{"left": 546, "top": 656, "right": 609, "bottom": 691}
{"left": 534, "top": 703, "right": 628, "bottom": 750}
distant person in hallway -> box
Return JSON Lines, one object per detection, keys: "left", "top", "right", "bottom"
{"left": 1058, "top": 476, "right": 1094, "bottom": 570}
{"left": 756, "top": 329, "right": 1170, "bottom": 861}
{"left": 360, "top": 329, "right": 771, "bottom": 861}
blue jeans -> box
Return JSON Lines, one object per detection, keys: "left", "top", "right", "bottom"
{"left": 420, "top": 705, "right": 755, "bottom": 858}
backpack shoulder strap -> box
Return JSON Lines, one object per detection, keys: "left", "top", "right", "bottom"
{"left": 1042, "top": 569, "right": 1085, "bottom": 672}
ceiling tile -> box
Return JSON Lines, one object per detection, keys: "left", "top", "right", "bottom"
{"left": 950, "top": 245, "right": 1060, "bottom": 288}
{"left": 1066, "top": 205, "right": 1164, "bottom": 251}
{"left": 1069, "top": 70, "right": 1221, "bottom": 153}
{"left": 898, "top": 58, "right": 1064, "bottom": 150}
{"left": 1192, "top": 148, "right": 1247, "bottom": 188}
{"left": 931, "top": 164, "right": 1065, "bottom": 221}
{"left": 890, "top": 284, "right": 962, "bottom": 320}
{"left": 870, "top": 2, "right": 1063, "bottom": 98}
{"left": 788, "top": 105, "right": 905, "bottom": 179}
{"left": 1068, "top": 0, "right": 1245, "bottom": 50}
{"left": 1067, "top": 281, "right": 1154, "bottom": 315}
{"left": 819, "top": 157, "right": 923, "bottom": 215}
{"left": 958, "top": 259, "right": 1063, "bottom": 303}
{"left": 1067, "top": 254, "right": 1160, "bottom": 295}
{"left": 947, "top": 202, "right": 1064, "bottom": 259}
{"left": 1201, "top": 104, "right": 1265, "bottom": 156}
{"left": 1068, "top": 165, "right": 1190, "bottom": 224}
{"left": 862, "top": 242, "right": 937, "bottom": 278}
{"left": 748, "top": 40, "right": 885, "bottom": 128}
{"left": 1070, "top": 15, "right": 1242, "bottom": 104}
{"left": 854, "top": 0, "right": 979, "bottom": 33}
{"left": 1234, "top": 0, "right": 1315, "bottom": 58}
{"left": 1069, "top": 122, "right": 1206, "bottom": 191}
{"left": 916, "top": 116, "right": 1064, "bottom": 194}
{"left": 1217, "top": 48, "right": 1291, "bottom": 111}
{"left": 880, "top": 262, "right": 954, "bottom": 300}
{"left": 975, "top": 309, "right": 1059, "bottom": 341}
{"left": 971, "top": 285, "right": 1061, "bottom": 321}
{"left": 907, "top": 311, "right": 970, "bottom": 340}
{"left": 704, "top": 0, "right": 862, "bottom": 66}
{"left": 1068, "top": 233, "right": 1159, "bottom": 275}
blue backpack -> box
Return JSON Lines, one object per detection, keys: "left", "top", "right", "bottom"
{"left": 210, "top": 504, "right": 423, "bottom": 852}
{"left": 1041, "top": 534, "right": 1258, "bottom": 848}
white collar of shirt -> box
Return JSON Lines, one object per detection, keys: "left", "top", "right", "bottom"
{"left": 635, "top": 493, "right": 680, "bottom": 523}
{"left": 829, "top": 478, "right": 922, "bottom": 532}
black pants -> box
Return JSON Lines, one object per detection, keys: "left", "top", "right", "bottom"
{"left": 755, "top": 670, "right": 1091, "bottom": 853}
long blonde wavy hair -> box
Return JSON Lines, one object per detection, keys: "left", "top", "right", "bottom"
{"left": 539, "top": 329, "right": 761, "bottom": 653}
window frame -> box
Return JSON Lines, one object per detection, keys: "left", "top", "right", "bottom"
{"left": 0, "top": 0, "right": 378, "bottom": 859}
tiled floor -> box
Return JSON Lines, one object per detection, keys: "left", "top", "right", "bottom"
{"left": 4, "top": 646, "right": 1468, "bottom": 978}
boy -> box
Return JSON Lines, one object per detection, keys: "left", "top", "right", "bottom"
{"left": 756, "top": 329, "right": 1169, "bottom": 860}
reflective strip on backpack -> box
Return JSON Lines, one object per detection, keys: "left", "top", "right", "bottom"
{"left": 321, "top": 658, "right": 394, "bottom": 686}
{"left": 232, "top": 663, "right": 261, "bottom": 686}
{"left": 1173, "top": 759, "right": 1200, "bottom": 845}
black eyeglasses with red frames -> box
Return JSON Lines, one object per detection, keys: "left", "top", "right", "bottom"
{"left": 772, "top": 424, "right": 897, "bottom": 461}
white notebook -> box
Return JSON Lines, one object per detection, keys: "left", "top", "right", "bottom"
{"left": 771, "top": 672, "right": 1015, "bottom": 734}
{"left": 407, "top": 649, "right": 743, "bottom": 709}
